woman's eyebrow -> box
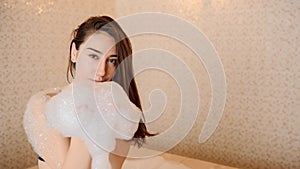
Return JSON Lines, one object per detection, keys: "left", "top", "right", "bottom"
{"left": 110, "top": 55, "right": 117, "bottom": 58}
{"left": 87, "top": 48, "right": 102, "bottom": 54}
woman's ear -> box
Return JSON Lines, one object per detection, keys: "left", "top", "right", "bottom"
{"left": 71, "top": 42, "right": 78, "bottom": 63}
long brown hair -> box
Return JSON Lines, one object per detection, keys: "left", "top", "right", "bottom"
{"left": 67, "top": 16, "right": 155, "bottom": 147}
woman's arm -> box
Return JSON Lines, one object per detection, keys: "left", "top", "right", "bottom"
{"left": 109, "top": 139, "right": 131, "bottom": 169}
{"left": 62, "top": 137, "right": 92, "bottom": 169}
{"left": 61, "top": 138, "right": 130, "bottom": 169}
{"left": 40, "top": 130, "right": 70, "bottom": 169}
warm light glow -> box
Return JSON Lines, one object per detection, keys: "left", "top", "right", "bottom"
{"left": 211, "top": 0, "right": 225, "bottom": 10}
{"left": 23, "top": 0, "right": 56, "bottom": 15}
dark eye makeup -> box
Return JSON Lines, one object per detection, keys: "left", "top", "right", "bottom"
{"left": 108, "top": 58, "right": 117, "bottom": 65}
{"left": 88, "top": 54, "right": 99, "bottom": 60}
{"left": 88, "top": 51, "right": 117, "bottom": 66}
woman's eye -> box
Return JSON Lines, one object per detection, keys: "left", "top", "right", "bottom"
{"left": 88, "top": 54, "right": 99, "bottom": 60}
{"left": 108, "top": 59, "right": 117, "bottom": 65}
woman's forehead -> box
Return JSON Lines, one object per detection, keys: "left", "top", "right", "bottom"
{"left": 82, "top": 31, "right": 116, "bottom": 52}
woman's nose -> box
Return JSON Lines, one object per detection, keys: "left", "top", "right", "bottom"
{"left": 96, "top": 60, "right": 106, "bottom": 77}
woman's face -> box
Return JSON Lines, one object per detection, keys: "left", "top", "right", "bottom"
{"left": 72, "top": 31, "right": 117, "bottom": 83}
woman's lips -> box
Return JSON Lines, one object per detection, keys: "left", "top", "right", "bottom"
{"left": 95, "top": 78, "right": 106, "bottom": 82}
{"left": 90, "top": 78, "right": 104, "bottom": 82}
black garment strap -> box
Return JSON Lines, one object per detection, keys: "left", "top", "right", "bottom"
{"left": 38, "top": 156, "right": 45, "bottom": 162}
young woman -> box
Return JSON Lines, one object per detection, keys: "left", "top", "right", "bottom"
{"left": 24, "top": 16, "right": 154, "bottom": 169}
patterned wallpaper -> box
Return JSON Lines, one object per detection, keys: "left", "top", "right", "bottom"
{"left": 0, "top": 0, "right": 115, "bottom": 168}
{"left": 115, "top": 0, "right": 300, "bottom": 169}
{"left": 0, "top": 0, "right": 299, "bottom": 169}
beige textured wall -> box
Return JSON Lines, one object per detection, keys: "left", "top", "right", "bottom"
{"left": 0, "top": 0, "right": 115, "bottom": 168}
{"left": 1, "top": 0, "right": 299, "bottom": 169}
{"left": 115, "top": 0, "right": 300, "bottom": 169}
